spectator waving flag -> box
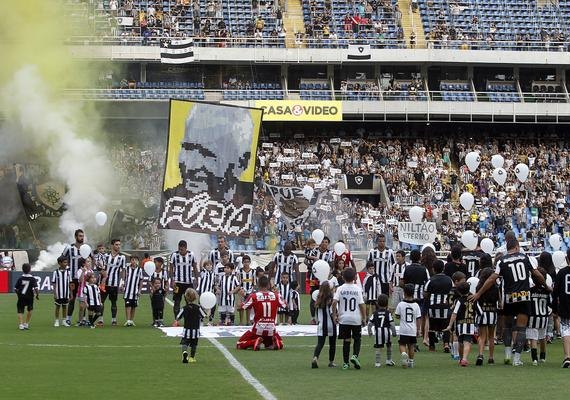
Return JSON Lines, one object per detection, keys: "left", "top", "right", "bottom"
{"left": 160, "top": 38, "right": 194, "bottom": 64}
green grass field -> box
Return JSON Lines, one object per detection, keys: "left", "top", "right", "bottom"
{"left": 0, "top": 293, "right": 568, "bottom": 400}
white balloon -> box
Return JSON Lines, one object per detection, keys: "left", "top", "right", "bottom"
{"left": 199, "top": 291, "right": 217, "bottom": 309}
{"left": 461, "top": 230, "right": 478, "bottom": 251}
{"left": 421, "top": 243, "right": 435, "bottom": 253}
{"left": 95, "top": 211, "right": 107, "bottom": 226}
{"left": 492, "top": 167, "right": 507, "bottom": 186}
{"left": 549, "top": 234, "right": 562, "bottom": 251}
{"left": 552, "top": 251, "right": 567, "bottom": 271}
{"left": 312, "top": 260, "right": 330, "bottom": 282}
{"left": 467, "top": 277, "right": 479, "bottom": 295}
{"left": 465, "top": 151, "right": 481, "bottom": 172}
{"left": 311, "top": 229, "right": 325, "bottom": 245}
{"left": 79, "top": 244, "right": 92, "bottom": 259}
{"left": 409, "top": 206, "right": 424, "bottom": 223}
{"left": 480, "top": 238, "right": 494, "bottom": 255}
{"left": 514, "top": 163, "right": 529, "bottom": 183}
{"left": 333, "top": 242, "right": 346, "bottom": 256}
{"left": 491, "top": 154, "right": 504, "bottom": 169}
{"left": 301, "top": 185, "right": 314, "bottom": 201}
{"left": 143, "top": 261, "right": 156, "bottom": 277}
{"left": 459, "top": 192, "right": 474, "bottom": 211}
{"left": 311, "top": 290, "right": 320, "bottom": 302}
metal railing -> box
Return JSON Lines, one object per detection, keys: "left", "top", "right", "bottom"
{"left": 65, "top": 35, "right": 570, "bottom": 52}
{"left": 63, "top": 88, "right": 570, "bottom": 103}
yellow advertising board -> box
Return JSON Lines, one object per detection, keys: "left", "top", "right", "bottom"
{"left": 255, "top": 100, "right": 343, "bottom": 121}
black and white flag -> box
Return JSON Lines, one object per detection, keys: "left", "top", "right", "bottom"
{"left": 160, "top": 38, "right": 194, "bottom": 64}
{"left": 347, "top": 44, "right": 371, "bottom": 60}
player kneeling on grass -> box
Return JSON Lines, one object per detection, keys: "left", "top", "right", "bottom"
{"left": 52, "top": 256, "right": 71, "bottom": 327}
{"left": 368, "top": 294, "right": 397, "bottom": 367}
{"left": 237, "top": 276, "right": 287, "bottom": 351}
{"left": 395, "top": 284, "right": 421, "bottom": 368}
{"left": 176, "top": 288, "right": 206, "bottom": 364}
{"left": 445, "top": 282, "right": 480, "bottom": 367}
{"left": 332, "top": 267, "right": 366, "bottom": 370}
{"left": 15, "top": 263, "right": 39, "bottom": 330}
{"left": 312, "top": 282, "right": 337, "bottom": 368}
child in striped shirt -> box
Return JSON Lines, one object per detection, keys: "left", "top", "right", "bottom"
{"left": 289, "top": 281, "right": 300, "bottom": 325}
{"left": 368, "top": 294, "right": 396, "bottom": 367}
{"left": 176, "top": 288, "right": 206, "bottom": 364}
{"left": 82, "top": 273, "right": 102, "bottom": 329}
{"left": 52, "top": 256, "right": 70, "bottom": 327}
{"left": 312, "top": 282, "right": 336, "bottom": 368}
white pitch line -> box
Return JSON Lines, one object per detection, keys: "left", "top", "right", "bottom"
{"left": 0, "top": 342, "right": 315, "bottom": 349}
{"left": 208, "top": 338, "right": 277, "bottom": 400}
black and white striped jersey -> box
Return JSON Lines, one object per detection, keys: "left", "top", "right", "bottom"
{"left": 316, "top": 304, "right": 336, "bottom": 336}
{"left": 150, "top": 269, "right": 169, "bottom": 290}
{"left": 105, "top": 253, "right": 126, "bottom": 287}
{"left": 61, "top": 244, "right": 82, "bottom": 280}
{"left": 82, "top": 284, "right": 102, "bottom": 307}
{"left": 290, "top": 290, "right": 300, "bottom": 311}
{"left": 367, "top": 248, "right": 396, "bottom": 284}
{"left": 307, "top": 248, "right": 332, "bottom": 280}
{"left": 123, "top": 267, "right": 144, "bottom": 300}
{"left": 391, "top": 262, "right": 408, "bottom": 287}
{"left": 51, "top": 268, "right": 70, "bottom": 299}
{"left": 402, "top": 263, "right": 430, "bottom": 300}
{"left": 368, "top": 309, "right": 394, "bottom": 347}
{"left": 463, "top": 250, "right": 484, "bottom": 278}
{"left": 239, "top": 268, "right": 256, "bottom": 295}
{"left": 170, "top": 251, "right": 196, "bottom": 284}
{"left": 453, "top": 297, "right": 481, "bottom": 335}
{"left": 278, "top": 282, "right": 291, "bottom": 311}
{"left": 528, "top": 288, "right": 551, "bottom": 329}
{"left": 424, "top": 273, "right": 453, "bottom": 319}
{"left": 209, "top": 248, "right": 235, "bottom": 266}
{"left": 197, "top": 269, "right": 216, "bottom": 294}
{"left": 272, "top": 251, "right": 298, "bottom": 283}
{"left": 218, "top": 274, "right": 239, "bottom": 307}
{"left": 362, "top": 273, "right": 381, "bottom": 302}
{"left": 477, "top": 301, "right": 498, "bottom": 326}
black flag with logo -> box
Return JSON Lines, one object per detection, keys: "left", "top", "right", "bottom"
{"left": 344, "top": 174, "right": 373, "bottom": 189}
{"left": 15, "top": 164, "right": 66, "bottom": 220}
{"left": 347, "top": 44, "right": 372, "bottom": 60}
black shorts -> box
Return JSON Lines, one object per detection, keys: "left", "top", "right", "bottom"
{"left": 380, "top": 283, "right": 390, "bottom": 296}
{"left": 503, "top": 301, "right": 531, "bottom": 317}
{"left": 88, "top": 305, "right": 102, "bottom": 313}
{"left": 54, "top": 298, "right": 69, "bottom": 306}
{"left": 277, "top": 310, "right": 288, "bottom": 315}
{"left": 338, "top": 324, "right": 362, "bottom": 340}
{"left": 398, "top": 335, "right": 417, "bottom": 345}
{"left": 124, "top": 299, "right": 138, "bottom": 308}
{"left": 458, "top": 334, "right": 475, "bottom": 344}
{"left": 429, "top": 318, "right": 449, "bottom": 332}
{"left": 173, "top": 283, "right": 193, "bottom": 300}
{"left": 365, "top": 300, "right": 376, "bottom": 305}
{"left": 17, "top": 296, "right": 34, "bottom": 313}
{"left": 103, "top": 286, "right": 119, "bottom": 302}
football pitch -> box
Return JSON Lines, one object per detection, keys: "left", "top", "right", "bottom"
{"left": 0, "top": 294, "right": 568, "bottom": 400}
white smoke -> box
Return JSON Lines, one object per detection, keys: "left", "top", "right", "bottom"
{"left": 1, "top": 66, "right": 114, "bottom": 241}
{"left": 34, "top": 242, "right": 67, "bottom": 271}
{"left": 166, "top": 230, "right": 212, "bottom": 264}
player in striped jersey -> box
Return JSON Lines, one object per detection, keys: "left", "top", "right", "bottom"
{"left": 368, "top": 294, "right": 397, "bottom": 367}
{"left": 82, "top": 273, "right": 102, "bottom": 328}
{"left": 176, "top": 288, "right": 206, "bottom": 363}
{"left": 367, "top": 234, "right": 396, "bottom": 296}
{"left": 237, "top": 255, "right": 255, "bottom": 325}
{"left": 100, "top": 239, "right": 126, "bottom": 326}
{"left": 362, "top": 263, "right": 381, "bottom": 320}
{"left": 312, "top": 282, "right": 337, "bottom": 368}
{"left": 289, "top": 281, "right": 300, "bottom": 325}
{"left": 123, "top": 256, "right": 143, "bottom": 327}
{"left": 216, "top": 263, "right": 240, "bottom": 325}
{"left": 463, "top": 247, "right": 485, "bottom": 278}
{"left": 169, "top": 240, "right": 198, "bottom": 323}
{"left": 527, "top": 267, "right": 552, "bottom": 365}
{"left": 62, "top": 229, "right": 85, "bottom": 325}
{"left": 209, "top": 235, "right": 235, "bottom": 266}
{"left": 424, "top": 260, "right": 453, "bottom": 352}
{"left": 52, "top": 256, "right": 70, "bottom": 327}
{"left": 402, "top": 249, "right": 430, "bottom": 302}
{"left": 150, "top": 257, "right": 169, "bottom": 291}
{"left": 197, "top": 260, "right": 216, "bottom": 324}
{"left": 445, "top": 282, "right": 482, "bottom": 367}
{"left": 475, "top": 257, "right": 499, "bottom": 366}
{"left": 269, "top": 242, "right": 299, "bottom": 286}
{"left": 391, "top": 250, "right": 408, "bottom": 311}
{"left": 277, "top": 272, "right": 291, "bottom": 324}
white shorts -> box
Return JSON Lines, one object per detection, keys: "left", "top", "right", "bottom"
{"left": 218, "top": 305, "right": 235, "bottom": 314}
{"left": 561, "top": 319, "right": 570, "bottom": 338}
{"left": 526, "top": 327, "right": 546, "bottom": 341}
{"left": 391, "top": 287, "right": 404, "bottom": 309}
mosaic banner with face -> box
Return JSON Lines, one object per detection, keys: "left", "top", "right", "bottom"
{"left": 159, "top": 100, "right": 262, "bottom": 236}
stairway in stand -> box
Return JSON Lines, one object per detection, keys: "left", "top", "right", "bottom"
{"left": 284, "top": 0, "right": 306, "bottom": 48}
{"left": 397, "top": 0, "right": 426, "bottom": 48}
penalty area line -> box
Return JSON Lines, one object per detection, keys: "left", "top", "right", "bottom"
{"left": 208, "top": 338, "right": 277, "bottom": 400}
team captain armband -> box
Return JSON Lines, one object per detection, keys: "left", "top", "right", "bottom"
{"left": 506, "top": 291, "right": 530, "bottom": 303}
